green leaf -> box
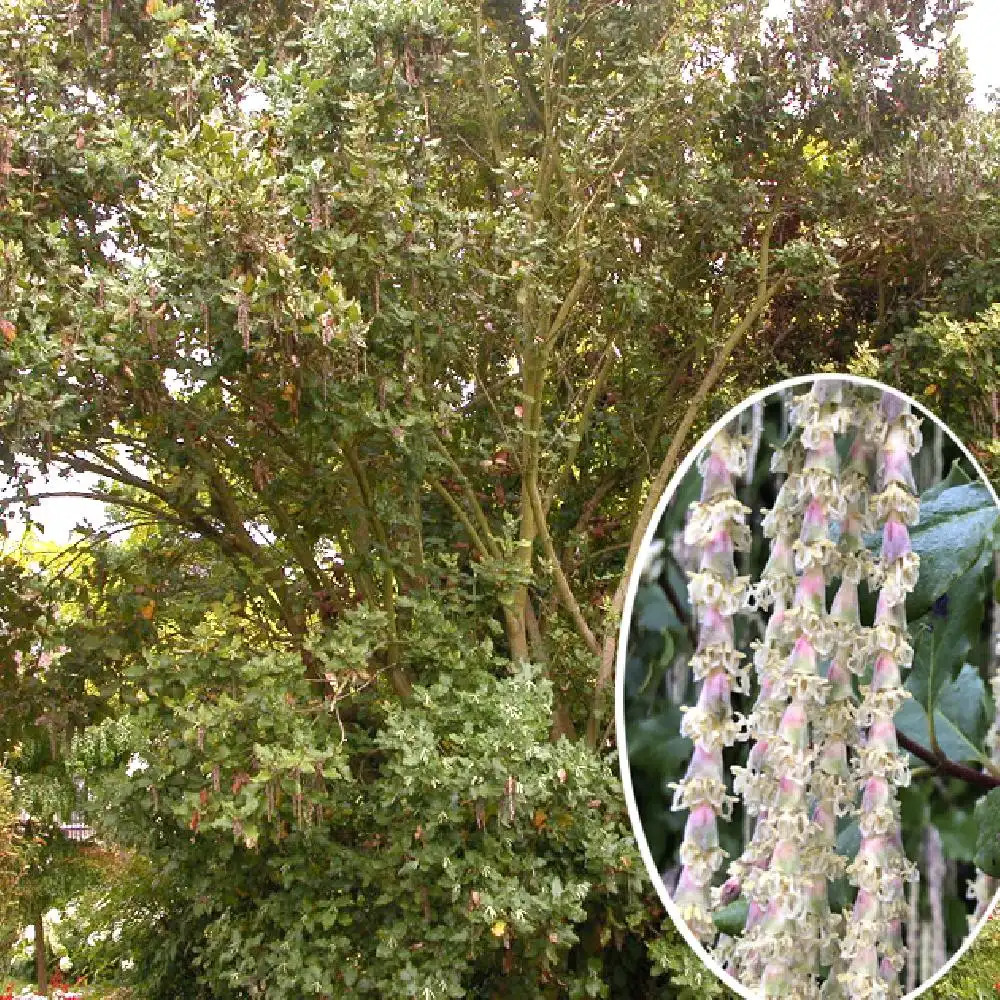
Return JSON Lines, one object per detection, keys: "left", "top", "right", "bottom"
{"left": 918, "top": 460, "right": 971, "bottom": 503}
{"left": 895, "top": 664, "right": 988, "bottom": 764}
{"left": 975, "top": 788, "right": 1000, "bottom": 876}
{"left": 625, "top": 709, "right": 691, "bottom": 780}
{"left": 836, "top": 819, "right": 861, "bottom": 860}
{"left": 712, "top": 897, "right": 748, "bottom": 936}
{"left": 935, "top": 664, "right": 988, "bottom": 751}
{"left": 907, "top": 546, "right": 990, "bottom": 711}
{"left": 635, "top": 584, "right": 680, "bottom": 634}
{"left": 905, "top": 485, "right": 998, "bottom": 617}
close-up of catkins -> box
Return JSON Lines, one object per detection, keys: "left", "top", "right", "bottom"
{"left": 728, "top": 382, "right": 863, "bottom": 998}
{"left": 658, "top": 379, "right": 977, "bottom": 999}
{"left": 670, "top": 427, "right": 752, "bottom": 943}
{"left": 839, "top": 393, "right": 922, "bottom": 1000}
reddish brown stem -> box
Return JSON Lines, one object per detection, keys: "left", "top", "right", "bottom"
{"left": 897, "top": 729, "right": 1000, "bottom": 790}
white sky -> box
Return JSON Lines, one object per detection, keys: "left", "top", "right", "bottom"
{"left": 2, "top": 0, "right": 998, "bottom": 547}
{"left": 960, "top": 0, "right": 1000, "bottom": 106}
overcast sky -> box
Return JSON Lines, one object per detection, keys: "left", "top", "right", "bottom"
{"left": 3, "top": 0, "right": 998, "bottom": 546}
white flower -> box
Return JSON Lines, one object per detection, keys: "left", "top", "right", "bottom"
{"left": 121, "top": 957, "right": 135, "bottom": 971}
{"left": 22, "top": 923, "right": 35, "bottom": 942}
{"left": 59, "top": 955, "right": 72, "bottom": 972}
{"left": 125, "top": 754, "right": 149, "bottom": 777}
{"left": 46, "top": 907, "right": 62, "bottom": 925}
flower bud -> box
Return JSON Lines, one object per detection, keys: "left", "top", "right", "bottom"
{"left": 866, "top": 719, "right": 899, "bottom": 755}
{"left": 825, "top": 659, "right": 854, "bottom": 702}
{"left": 762, "top": 533, "right": 795, "bottom": 581}
{"left": 879, "top": 432, "right": 917, "bottom": 494}
{"left": 805, "top": 433, "right": 840, "bottom": 476}
{"left": 881, "top": 518, "right": 911, "bottom": 564}
{"left": 829, "top": 579, "right": 860, "bottom": 626}
{"left": 794, "top": 568, "right": 827, "bottom": 615}
{"left": 870, "top": 653, "right": 901, "bottom": 692}
{"left": 698, "top": 668, "right": 732, "bottom": 716}
{"left": 684, "top": 803, "right": 720, "bottom": 851}
{"left": 701, "top": 451, "right": 734, "bottom": 501}
{"left": 777, "top": 700, "right": 810, "bottom": 751}
{"left": 874, "top": 588, "right": 906, "bottom": 632}
{"left": 700, "top": 528, "right": 737, "bottom": 579}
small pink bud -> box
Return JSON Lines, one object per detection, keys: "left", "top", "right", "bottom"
{"left": 880, "top": 430, "right": 917, "bottom": 492}
{"left": 881, "top": 517, "right": 911, "bottom": 563}
{"left": 825, "top": 658, "right": 853, "bottom": 701}
{"left": 805, "top": 434, "right": 840, "bottom": 476}
{"left": 867, "top": 718, "right": 898, "bottom": 754}
{"left": 697, "top": 606, "right": 733, "bottom": 651}
{"left": 745, "top": 899, "right": 765, "bottom": 931}
{"left": 862, "top": 775, "right": 891, "bottom": 811}
{"left": 747, "top": 740, "right": 770, "bottom": 772}
{"left": 776, "top": 773, "right": 806, "bottom": 810}
{"left": 787, "top": 636, "right": 817, "bottom": 675}
{"left": 701, "top": 452, "right": 733, "bottom": 501}
{"left": 672, "top": 865, "right": 711, "bottom": 924}
{"left": 700, "top": 529, "right": 736, "bottom": 578}
{"left": 838, "top": 510, "right": 867, "bottom": 551}
{"left": 794, "top": 568, "right": 826, "bottom": 614}
{"left": 763, "top": 603, "right": 787, "bottom": 644}
{"left": 771, "top": 838, "right": 800, "bottom": 874}
{"left": 778, "top": 700, "right": 809, "bottom": 750}
{"left": 763, "top": 534, "right": 795, "bottom": 579}
{"left": 871, "top": 652, "right": 901, "bottom": 691}
{"left": 684, "top": 744, "right": 724, "bottom": 784}
{"left": 684, "top": 803, "right": 719, "bottom": 850}
{"left": 852, "top": 888, "right": 879, "bottom": 923}
{"left": 811, "top": 801, "right": 836, "bottom": 840}
{"left": 878, "top": 956, "right": 898, "bottom": 984}
{"left": 858, "top": 834, "right": 890, "bottom": 867}
{"left": 830, "top": 580, "right": 859, "bottom": 625}
{"left": 800, "top": 497, "right": 829, "bottom": 545}
{"left": 875, "top": 588, "right": 906, "bottom": 630}
{"left": 819, "top": 739, "right": 849, "bottom": 778}
{"left": 697, "top": 668, "right": 732, "bottom": 715}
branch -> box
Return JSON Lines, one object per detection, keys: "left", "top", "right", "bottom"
{"left": 24, "top": 491, "right": 187, "bottom": 527}
{"left": 543, "top": 263, "right": 592, "bottom": 348}
{"left": 427, "top": 477, "right": 491, "bottom": 560}
{"left": 586, "top": 211, "right": 787, "bottom": 747}
{"left": 896, "top": 730, "right": 1000, "bottom": 791}
{"left": 430, "top": 432, "right": 499, "bottom": 559}
{"left": 526, "top": 477, "right": 600, "bottom": 658}
{"left": 624, "top": 271, "right": 787, "bottom": 592}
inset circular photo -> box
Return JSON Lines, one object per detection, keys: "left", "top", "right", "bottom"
{"left": 617, "top": 375, "right": 1000, "bottom": 999}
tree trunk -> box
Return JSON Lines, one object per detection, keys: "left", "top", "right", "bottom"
{"left": 33, "top": 908, "right": 47, "bottom": 993}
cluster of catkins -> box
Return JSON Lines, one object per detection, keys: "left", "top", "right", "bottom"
{"left": 669, "top": 381, "right": 924, "bottom": 1000}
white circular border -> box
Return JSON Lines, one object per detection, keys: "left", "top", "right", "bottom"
{"left": 614, "top": 372, "right": 1000, "bottom": 1000}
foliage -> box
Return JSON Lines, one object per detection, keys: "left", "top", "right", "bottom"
{"left": 925, "top": 913, "right": 1000, "bottom": 1000}
{"left": 852, "top": 302, "right": 1000, "bottom": 481}
{"left": 0, "top": 766, "right": 25, "bottom": 970}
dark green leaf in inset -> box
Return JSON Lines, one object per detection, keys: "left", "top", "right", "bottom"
{"left": 712, "top": 897, "right": 748, "bottom": 936}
